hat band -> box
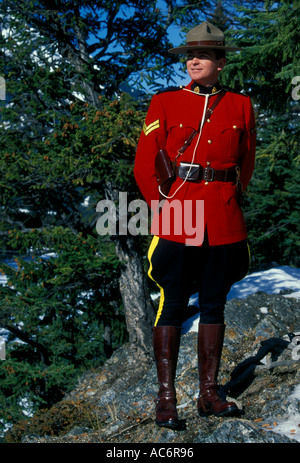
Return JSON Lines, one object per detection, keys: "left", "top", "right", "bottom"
{"left": 186, "top": 40, "right": 225, "bottom": 47}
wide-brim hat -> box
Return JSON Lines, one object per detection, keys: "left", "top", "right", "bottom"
{"left": 168, "top": 21, "right": 241, "bottom": 54}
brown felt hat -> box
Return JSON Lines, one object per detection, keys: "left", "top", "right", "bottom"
{"left": 168, "top": 21, "right": 241, "bottom": 54}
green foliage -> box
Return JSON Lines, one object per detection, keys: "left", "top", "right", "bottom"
{"left": 0, "top": 0, "right": 213, "bottom": 95}
{"left": 220, "top": 0, "right": 300, "bottom": 269}
{"left": 0, "top": 0, "right": 299, "bottom": 438}
{"left": 0, "top": 230, "right": 126, "bottom": 427}
{"left": 0, "top": 0, "right": 165, "bottom": 434}
{"left": 0, "top": 16, "right": 149, "bottom": 431}
{"left": 4, "top": 399, "right": 101, "bottom": 443}
{"left": 221, "top": 1, "right": 300, "bottom": 109}
{"left": 244, "top": 126, "right": 300, "bottom": 268}
{"left": 0, "top": 92, "right": 146, "bottom": 434}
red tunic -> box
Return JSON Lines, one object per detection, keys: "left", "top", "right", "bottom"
{"left": 134, "top": 81, "right": 256, "bottom": 246}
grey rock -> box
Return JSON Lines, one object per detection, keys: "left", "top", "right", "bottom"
{"left": 19, "top": 292, "right": 300, "bottom": 444}
{"left": 195, "top": 419, "right": 298, "bottom": 443}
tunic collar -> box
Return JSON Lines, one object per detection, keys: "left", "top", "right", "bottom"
{"left": 190, "top": 81, "right": 222, "bottom": 94}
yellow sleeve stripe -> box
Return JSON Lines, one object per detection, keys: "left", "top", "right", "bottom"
{"left": 143, "top": 119, "right": 160, "bottom": 136}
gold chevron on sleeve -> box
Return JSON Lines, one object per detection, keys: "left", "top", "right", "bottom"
{"left": 143, "top": 119, "right": 160, "bottom": 136}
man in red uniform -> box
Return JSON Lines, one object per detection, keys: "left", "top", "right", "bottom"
{"left": 134, "top": 21, "right": 256, "bottom": 430}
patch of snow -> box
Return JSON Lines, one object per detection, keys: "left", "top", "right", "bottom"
{"left": 182, "top": 266, "right": 300, "bottom": 334}
{"left": 262, "top": 384, "right": 300, "bottom": 443}
{"left": 227, "top": 266, "right": 300, "bottom": 301}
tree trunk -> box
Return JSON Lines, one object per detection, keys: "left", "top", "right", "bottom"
{"left": 103, "top": 184, "right": 155, "bottom": 364}
{"left": 114, "top": 235, "right": 155, "bottom": 364}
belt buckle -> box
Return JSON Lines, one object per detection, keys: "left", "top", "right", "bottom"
{"left": 179, "top": 162, "right": 201, "bottom": 181}
{"left": 203, "top": 167, "right": 215, "bottom": 182}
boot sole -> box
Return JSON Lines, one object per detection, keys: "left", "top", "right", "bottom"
{"left": 156, "top": 419, "right": 186, "bottom": 430}
{"left": 198, "top": 405, "right": 243, "bottom": 418}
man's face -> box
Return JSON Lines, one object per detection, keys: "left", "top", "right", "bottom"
{"left": 186, "top": 49, "right": 226, "bottom": 86}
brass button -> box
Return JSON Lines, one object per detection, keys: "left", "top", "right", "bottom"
{"left": 208, "top": 140, "right": 212, "bottom": 144}
{"left": 179, "top": 124, "right": 183, "bottom": 128}
{"left": 205, "top": 181, "right": 209, "bottom": 185}
{"left": 207, "top": 118, "right": 211, "bottom": 123}
{"left": 206, "top": 161, "right": 211, "bottom": 166}
{"left": 233, "top": 125, "right": 237, "bottom": 129}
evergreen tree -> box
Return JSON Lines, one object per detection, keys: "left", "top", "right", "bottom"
{"left": 1, "top": 0, "right": 298, "bottom": 434}
{"left": 0, "top": 0, "right": 219, "bottom": 432}
{"left": 220, "top": 0, "right": 300, "bottom": 268}
{"left": 0, "top": 93, "right": 145, "bottom": 428}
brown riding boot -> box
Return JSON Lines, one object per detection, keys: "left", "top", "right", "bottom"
{"left": 197, "top": 323, "right": 241, "bottom": 417}
{"left": 153, "top": 325, "right": 185, "bottom": 430}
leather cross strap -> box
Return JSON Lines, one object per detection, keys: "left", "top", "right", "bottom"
{"left": 177, "top": 89, "right": 226, "bottom": 157}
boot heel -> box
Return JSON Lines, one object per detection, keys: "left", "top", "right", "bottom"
{"left": 197, "top": 408, "right": 212, "bottom": 417}
{"left": 197, "top": 396, "right": 212, "bottom": 417}
{"left": 156, "top": 418, "right": 186, "bottom": 430}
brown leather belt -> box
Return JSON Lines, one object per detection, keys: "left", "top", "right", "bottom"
{"left": 174, "top": 162, "right": 237, "bottom": 183}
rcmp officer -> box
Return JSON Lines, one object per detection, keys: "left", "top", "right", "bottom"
{"left": 134, "top": 21, "right": 256, "bottom": 430}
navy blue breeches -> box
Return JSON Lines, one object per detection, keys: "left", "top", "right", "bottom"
{"left": 148, "top": 235, "right": 250, "bottom": 327}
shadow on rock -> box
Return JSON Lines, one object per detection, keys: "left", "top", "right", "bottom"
{"left": 221, "top": 336, "right": 290, "bottom": 398}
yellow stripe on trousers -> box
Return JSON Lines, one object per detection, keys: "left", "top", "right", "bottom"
{"left": 147, "top": 236, "right": 164, "bottom": 327}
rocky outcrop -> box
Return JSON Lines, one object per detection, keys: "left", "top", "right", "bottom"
{"left": 9, "top": 292, "right": 300, "bottom": 444}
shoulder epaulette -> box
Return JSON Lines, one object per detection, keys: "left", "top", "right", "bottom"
{"left": 224, "top": 86, "right": 248, "bottom": 97}
{"left": 156, "top": 86, "right": 184, "bottom": 95}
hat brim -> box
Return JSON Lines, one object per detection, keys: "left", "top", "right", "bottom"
{"left": 168, "top": 44, "right": 242, "bottom": 54}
